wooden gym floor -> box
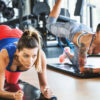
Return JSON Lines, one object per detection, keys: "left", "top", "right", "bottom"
{"left": 20, "top": 58, "right": 100, "bottom": 100}
{"left": 20, "top": 46, "right": 100, "bottom": 100}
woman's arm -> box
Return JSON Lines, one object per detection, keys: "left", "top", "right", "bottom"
{"left": 79, "top": 43, "right": 88, "bottom": 73}
{"left": 38, "top": 50, "right": 53, "bottom": 99}
{"left": 79, "top": 43, "right": 94, "bottom": 73}
{"left": 0, "top": 49, "right": 23, "bottom": 100}
{"left": 79, "top": 43, "right": 100, "bottom": 73}
{"left": 0, "top": 49, "right": 15, "bottom": 99}
{"left": 93, "top": 45, "right": 100, "bottom": 54}
{"left": 38, "top": 50, "right": 48, "bottom": 87}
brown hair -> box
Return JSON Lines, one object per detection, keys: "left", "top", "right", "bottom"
{"left": 96, "top": 23, "right": 100, "bottom": 32}
{"left": 17, "top": 27, "right": 42, "bottom": 72}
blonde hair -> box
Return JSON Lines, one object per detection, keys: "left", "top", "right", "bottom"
{"left": 30, "top": 28, "right": 42, "bottom": 72}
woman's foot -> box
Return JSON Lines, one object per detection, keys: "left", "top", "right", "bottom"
{"left": 59, "top": 47, "right": 73, "bottom": 63}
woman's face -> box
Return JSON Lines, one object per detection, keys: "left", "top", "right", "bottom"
{"left": 17, "top": 47, "right": 38, "bottom": 71}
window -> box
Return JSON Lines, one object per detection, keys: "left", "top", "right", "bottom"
{"left": 88, "top": 0, "right": 100, "bottom": 31}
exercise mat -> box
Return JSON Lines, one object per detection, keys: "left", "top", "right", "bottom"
{"left": 47, "top": 63, "right": 100, "bottom": 78}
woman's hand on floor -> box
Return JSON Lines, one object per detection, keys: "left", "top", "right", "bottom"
{"left": 41, "top": 86, "right": 53, "bottom": 99}
{"left": 15, "top": 90, "right": 24, "bottom": 100}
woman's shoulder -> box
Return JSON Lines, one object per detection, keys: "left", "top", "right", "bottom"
{"left": 0, "top": 49, "right": 8, "bottom": 58}
{"left": 0, "top": 43, "right": 17, "bottom": 63}
{"left": 40, "top": 49, "right": 46, "bottom": 57}
{"left": 3, "top": 43, "right": 17, "bottom": 56}
{"left": 0, "top": 48, "right": 11, "bottom": 70}
{"left": 0, "top": 49, "right": 9, "bottom": 65}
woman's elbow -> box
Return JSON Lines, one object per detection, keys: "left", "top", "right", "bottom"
{"left": 41, "top": 50, "right": 47, "bottom": 67}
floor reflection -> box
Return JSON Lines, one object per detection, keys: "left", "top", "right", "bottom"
{"left": 2, "top": 80, "right": 40, "bottom": 100}
{"left": 1, "top": 80, "right": 57, "bottom": 100}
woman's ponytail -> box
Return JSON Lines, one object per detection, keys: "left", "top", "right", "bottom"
{"left": 18, "top": 27, "right": 42, "bottom": 72}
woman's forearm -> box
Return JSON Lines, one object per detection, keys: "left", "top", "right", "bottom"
{"left": 92, "top": 68, "right": 100, "bottom": 73}
{"left": 0, "top": 90, "right": 15, "bottom": 99}
{"left": 79, "top": 43, "right": 100, "bottom": 73}
{"left": 38, "top": 50, "right": 48, "bottom": 88}
{"left": 0, "top": 67, "right": 15, "bottom": 99}
{"left": 38, "top": 71, "right": 48, "bottom": 88}
{"left": 80, "top": 67, "right": 100, "bottom": 73}
{"left": 79, "top": 43, "right": 88, "bottom": 73}
{"left": 49, "top": 0, "right": 62, "bottom": 18}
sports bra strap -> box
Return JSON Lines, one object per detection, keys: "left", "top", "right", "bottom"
{"left": 77, "top": 32, "right": 88, "bottom": 46}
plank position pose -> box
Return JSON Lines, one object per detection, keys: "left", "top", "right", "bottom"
{"left": 0, "top": 25, "right": 55, "bottom": 100}
{"left": 46, "top": 0, "right": 100, "bottom": 74}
